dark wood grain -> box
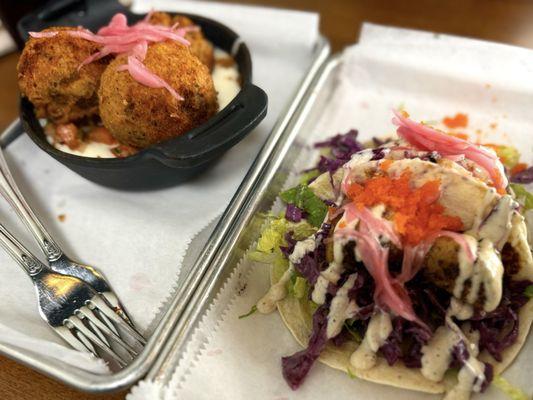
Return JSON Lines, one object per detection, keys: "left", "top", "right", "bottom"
{"left": 1, "top": 0, "right": 533, "bottom": 398}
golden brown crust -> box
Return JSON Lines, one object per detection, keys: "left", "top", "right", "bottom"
{"left": 148, "top": 12, "right": 215, "bottom": 70}
{"left": 98, "top": 41, "right": 218, "bottom": 148}
{"left": 17, "top": 27, "right": 111, "bottom": 123}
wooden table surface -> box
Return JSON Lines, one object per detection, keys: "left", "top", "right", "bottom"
{"left": 1, "top": 0, "right": 533, "bottom": 398}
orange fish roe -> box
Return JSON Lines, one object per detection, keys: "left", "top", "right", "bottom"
{"left": 443, "top": 113, "right": 468, "bottom": 129}
{"left": 380, "top": 159, "right": 394, "bottom": 172}
{"left": 511, "top": 162, "right": 528, "bottom": 176}
{"left": 346, "top": 170, "right": 463, "bottom": 245}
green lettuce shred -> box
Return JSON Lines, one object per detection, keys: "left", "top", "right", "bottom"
{"left": 254, "top": 216, "right": 316, "bottom": 258}
{"left": 299, "top": 169, "right": 320, "bottom": 185}
{"left": 291, "top": 277, "right": 308, "bottom": 299}
{"left": 511, "top": 184, "right": 533, "bottom": 211}
{"left": 280, "top": 184, "right": 328, "bottom": 227}
{"left": 256, "top": 218, "right": 288, "bottom": 253}
{"left": 525, "top": 285, "right": 533, "bottom": 298}
{"left": 344, "top": 321, "right": 363, "bottom": 343}
{"left": 238, "top": 305, "right": 257, "bottom": 319}
{"left": 492, "top": 375, "right": 528, "bottom": 400}
{"left": 346, "top": 367, "right": 357, "bottom": 379}
{"left": 492, "top": 145, "right": 521, "bottom": 169}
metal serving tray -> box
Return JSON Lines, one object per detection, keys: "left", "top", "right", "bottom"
{"left": 145, "top": 53, "right": 343, "bottom": 385}
{"left": 0, "top": 37, "right": 330, "bottom": 392}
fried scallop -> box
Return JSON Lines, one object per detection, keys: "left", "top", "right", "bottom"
{"left": 148, "top": 12, "right": 214, "bottom": 70}
{"left": 98, "top": 41, "right": 218, "bottom": 148}
{"left": 17, "top": 27, "right": 110, "bottom": 123}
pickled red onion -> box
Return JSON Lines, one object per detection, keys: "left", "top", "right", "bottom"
{"left": 117, "top": 56, "right": 183, "bottom": 101}
{"left": 392, "top": 110, "right": 507, "bottom": 193}
{"left": 29, "top": 13, "right": 191, "bottom": 100}
{"left": 29, "top": 31, "right": 58, "bottom": 38}
{"left": 335, "top": 223, "right": 424, "bottom": 326}
{"left": 343, "top": 203, "right": 402, "bottom": 248}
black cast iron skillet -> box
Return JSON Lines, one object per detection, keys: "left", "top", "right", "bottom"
{"left": 17, "top": 0, "right": 268, "bottom": 190}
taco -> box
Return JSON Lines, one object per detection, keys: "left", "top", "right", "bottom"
{"left": 251, "top": 111, "right": 533, "bottom": 399}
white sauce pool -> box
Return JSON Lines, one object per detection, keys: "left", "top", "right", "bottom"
{"left": 213, "top": 48, "right": 240, "bottom": 110}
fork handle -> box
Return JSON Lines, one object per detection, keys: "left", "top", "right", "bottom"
{"left": 0, "top": 222, "right": 46, "bottom": 276}
{"left": 0, "top": 139, "right": 62, "bottom": 262}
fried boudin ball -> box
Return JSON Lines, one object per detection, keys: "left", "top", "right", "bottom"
{"left": 98, "top": 41, "right": 218, "bottom": 148}
{"left": 148, "top": 12, "right": 214, "bottom": 70}
{"left": 17, "top": 27, "right": 109, "bottom": 123}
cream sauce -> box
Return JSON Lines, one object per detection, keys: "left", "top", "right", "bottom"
{"left": 257, "top": 265, "right": 293, "bottom": 314}
{"left": 49, "top": 137, "right": 115, "bottom": 158}
{"left": 466, "top": 239, "right": 503, "bottom": 312}
{"left": 452, "top": 235, "right": 479, "bottom": 300}
{"left": 470, "top": 187, "right": 498, "bottom": 232}
{"left": 443, "top": 326, "right": 486, "bottom": 400}
{"left": 349, "top": 311, "right": 392, "bottom": 370}
{"left": 288, "top": 236, "right": 316, "bottom": 265}
{"left": 213, "top": 48, "right": 241, "bottom": 110}
{"left": 421, "top": 325, "right": 459, "bottom": 382}
{"left": 448, "top": 298, "right": 473, "bottom": 320}
{"left": 476, "top": 195, "right": 516, "bottom": 250}
{"left": 326, "top": 274, "right": 359, "bottom": 338}
{"left": 312, "top": 239, "right": 346, "bottom": 305}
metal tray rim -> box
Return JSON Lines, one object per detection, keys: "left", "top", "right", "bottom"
{"left": 0, "top": 36, "right": 331, "bottom": 393}
{"left": 146, "top": 49, "right": 342, "bottom": 386}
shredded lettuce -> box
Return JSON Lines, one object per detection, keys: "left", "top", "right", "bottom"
{"left": 344, "top": 321, "right": 363, "bottom": 343}
{"left": 346, "top": 367, "right": 357, "bottom": 379}
{"left": 492, "top": 375, "right": 528, "bottom": 400}
{"left": 280, "top": 184, "right": 328, "bottom": 227}
{"left": 525, "top": 285, "right": 533, "bottom": 298}
{"left": 238, "top": 305, "right": 257, "bottom": 319}
{"left": 511, "top": 184, "right": 533, "bottom": 211}
{"left": 491, "top": 145, "right": 521, "bottom": 169}
{"left": 299, "top": 169, "right": 320, "bottom": 185}
{"left": 291, "top": 277, "right": 308, "bottom": 299}
{"left": 256, "top": 218, "right": 288, "bottom": 253}
{"left": 254, "top": 216, "right": 316, "bottom": 256}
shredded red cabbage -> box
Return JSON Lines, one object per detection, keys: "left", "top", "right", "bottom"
{"left": 314, "top": 129, "right": 364, "bottom": 173}
{"left": 480, "top": 363, "right": 494, "bottom": 392}
{"left": 511, "top": 166, "right": 533, "bottom": 183}
{"left": 294, "top": 254, "right": 320, "bottom": 285}
{"left": 471, "top": 279, "right": 531, "bottom": 362}
{"left": 285, "top": 204, "right": 304, "bottom": 222}
{"left": 281, "top": 305, "right": 329, "bottom": 390}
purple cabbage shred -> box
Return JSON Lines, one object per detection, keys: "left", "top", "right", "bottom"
{"left": 314, "top": 129, "right": 364, "bottom": 173}
{"left": 279, "top": 232, "right": 297, "bottom": 258}
{"left": 281, "top": 305, "right": 329, "bottom": 390}
{"left": 295, "top": 254, "right": 320, "bottom": 285}
{"left": 471, "top": 279, "right": 531, "bottom": 362}
{"left": 511, "top": 166, "right": 533, "bottom": 183}
{"left": 285, "top": 204, "right": 304, "bottom": 222}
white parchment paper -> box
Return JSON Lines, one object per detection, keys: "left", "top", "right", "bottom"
{"left": 146, "top": 24, "right": 533, "bottom": 400}
{"left": 0, "top": 0, "right": 319, "bottom": 372}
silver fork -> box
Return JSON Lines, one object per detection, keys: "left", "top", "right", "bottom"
{"left": 0, "top": 221, "right": 139, "bottom": 367}
{"left": 0, "top": 146, "right": 145, "bottom": 345}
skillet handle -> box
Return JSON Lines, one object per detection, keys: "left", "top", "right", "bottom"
{"left": 146, "top": 83, "right": 268, "bottom": 168}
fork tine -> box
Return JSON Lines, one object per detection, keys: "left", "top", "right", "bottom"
{"left": 100, "top": 291, "right": 135, "bottom": 328}
{"left": 55, "top": 325, "right": 96, "bottom": 355}
{"left": 78, "top": 307, "right": 138, "bottom": 356}
{"left": 89, "top": 296, "right": 147, "bottom": 345}
{"left": 67, "top": 316, "right": 128, "bottom": 367}
{"left": 80, "top": 313, "right": 111, "bottom": 348}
